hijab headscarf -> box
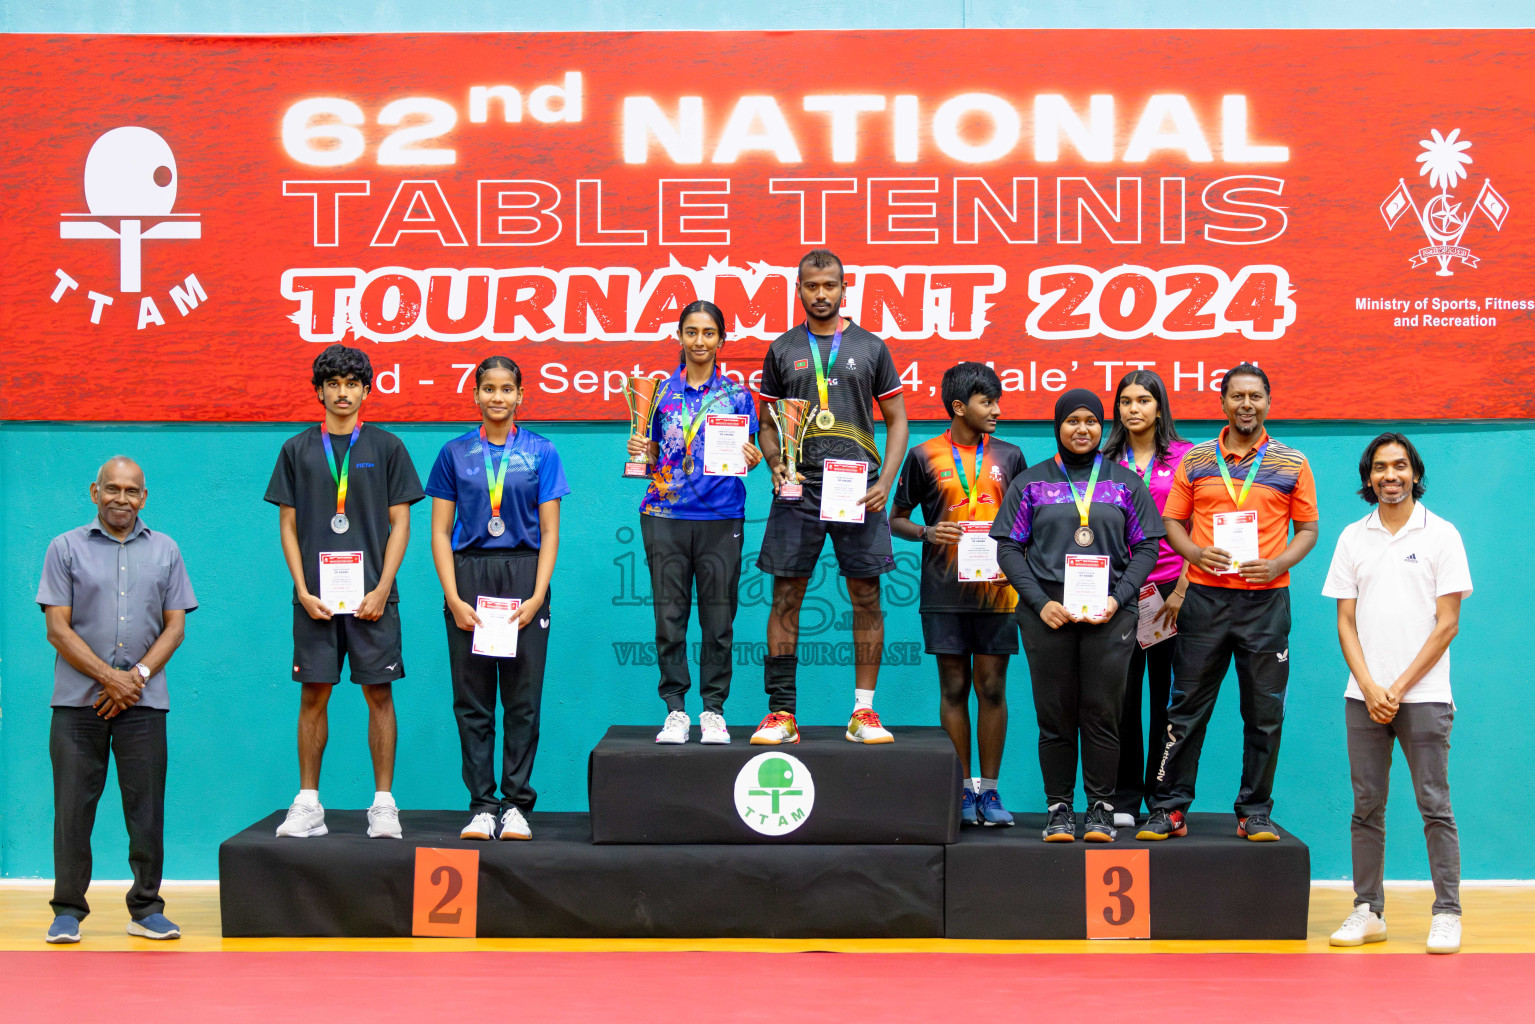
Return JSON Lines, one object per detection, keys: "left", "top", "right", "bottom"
{"left": 1053, "top": 388, "right": 1104, "bottom": 468}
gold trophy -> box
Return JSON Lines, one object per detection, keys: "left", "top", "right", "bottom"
{"left": 767, "top": 398, "right": 813, "bottom": 501}
{"left": 622, "top": 375, "right": 664, "bottom": 479}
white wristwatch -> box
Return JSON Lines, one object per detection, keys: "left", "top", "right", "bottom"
{"left": 133, "top": 663, "right": 151, "bottom": 681}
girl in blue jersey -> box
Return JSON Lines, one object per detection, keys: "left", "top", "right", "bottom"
{"left": 628, "top": 300, "right": 762, "bottom": 745}
{"left": 427, "top": 356, "right": 569, "bottom": 842}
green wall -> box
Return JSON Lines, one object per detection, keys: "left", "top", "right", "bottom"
{"left": 0, "top": 418, "right": 1527, "bottom": 878}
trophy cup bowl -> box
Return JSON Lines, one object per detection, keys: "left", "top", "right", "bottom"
{"left": 622, "top": 375, "right": 664, "bottom": 479}
{"left": 768, "top": 398, "right": 813, "bottom": 501}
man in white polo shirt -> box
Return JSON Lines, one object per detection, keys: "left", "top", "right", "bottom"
{"left": 1322, "top": 432, "right": 1470, "bottom": 955}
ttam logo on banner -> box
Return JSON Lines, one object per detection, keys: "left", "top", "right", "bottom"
{"left": 1380, "top": 128, "right": 1509, "bottom": 277}
{"left": 52, "top": 126, "right": 208, "bottom": 328}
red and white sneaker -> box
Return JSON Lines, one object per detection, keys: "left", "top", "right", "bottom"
{"left": 750, "top": 711, "right": 799, "bottom": 745}
{"left": 845, "top": 709, "right": 894, "bottom": 744}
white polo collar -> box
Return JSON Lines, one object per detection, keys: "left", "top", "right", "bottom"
{"left": 1365, "top": 501, "right": 1428, "bottom": 536}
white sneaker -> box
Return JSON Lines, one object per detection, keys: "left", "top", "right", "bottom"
{"left": 275, "top": 800, "right": 327, "bottom": 838}
{"left": 1427, "top": 912, "right": 1461, "bottom": 954}
{"left": 656, "top": 710, "right": 691, "bottom": 744}
{"left": 366, "top": 803, "right": 402, "bottom": 838}
{"left": 699, "top": 711, "right": 731, "bottom": 744}
{"left": 750, "top": 711, "right": 799, "bottom": 745}
{"left": 499, "top": 806, "right": 532, "bottom": 841}
{"left": 1329, "top": 905, "right": 1387, "bottom": 946}
{"left": 1113, "top": 812, "right": 1136, "bottom": 829}
{"left": 845, "top": 708, "right": 894, "bottom": 744}
{"left": 461, "top": 811, "right": 496, "bottom": 840}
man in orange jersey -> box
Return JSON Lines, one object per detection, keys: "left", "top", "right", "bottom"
{"left": 1138, "top": 364, "right": 1319, "bottom": 843}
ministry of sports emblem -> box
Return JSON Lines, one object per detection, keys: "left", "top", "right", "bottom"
{"left": 1380, "top": 128, "right": 1508, "bottom": 277}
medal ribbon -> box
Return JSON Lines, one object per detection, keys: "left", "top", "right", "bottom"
{"left": 677, "top": 380, "right": 736, "bottom": 465}
{"left": 479, "top": 425, "right": 511, "bottom": 518}
{"left": 949, "top": 432, "right": 986, "bottom": 519}
{"left": 1124, "top": 449, "right": 1156, "bottom": 485}
{"left": 1215, "top": 438, "right": 1270, "bottom": 508}
{"left": 805, "top": 322, "right": 842, "bottom": 422}
{"left": 320, "top": 422, "right": 362, "bottom": 517}
{"left": 1055, "top": 453, "right": 1103, "bottom": 529}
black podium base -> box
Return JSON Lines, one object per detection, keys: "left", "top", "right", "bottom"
{"left": 219, "top": 810, "right": 945, "bottom": 938}
{"left": 944, "top": 812, "right": 1311, "bottom": 939}
{"left": 587, "top": 725, "right": 961, "bottom": 844}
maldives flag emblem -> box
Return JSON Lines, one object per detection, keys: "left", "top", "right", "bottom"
{"left": 794, "top": 359, "right": 809, "bottom": 370}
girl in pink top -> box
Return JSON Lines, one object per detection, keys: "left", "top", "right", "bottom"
{"left": 1101, "top": 370, "right": 1192, "bottom": 826}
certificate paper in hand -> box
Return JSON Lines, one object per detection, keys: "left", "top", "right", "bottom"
{"left": 702, "top": 413, "right": 749, "bottom": 476}
{"left": 1136, "top": 581, "right": 1175, "bottom": 649}
{"left": 957, "top": 520, "right": 1002, "bottom": 581}
{"left": 1064, "top": 553, "right": 1110, "bottom": 620}
{"left": 819, "top": 459, "right": 869, "bottom": 523}
{"left": 318, "top": 551, "right": 365, "bottom": 614}
{"left": 1212, "top": 510, "right": 1261, "bottom": 573}
{"left": 472, "top": 596, "right": 521, "bottom": 658}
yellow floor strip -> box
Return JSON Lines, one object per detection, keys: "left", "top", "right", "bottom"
{"left": 3, "top": 883, "right": 1531, "bottom": 954}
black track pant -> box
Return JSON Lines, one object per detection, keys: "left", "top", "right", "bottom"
{"left": 1018, "top": 602, "right": 1138, "bottom": 807}
{"left": 445, "top": 549, "right": 550, "bottom": 816}
{"left": 1150, "top": 583, "right": 1291, "bottom": 818}
{"left": 1112, "top": 579, "right": 1178, "bottom": 816}
{"left": 51, "top": 705, "right": 167, "bottom": 921}
{"left": 641, "top": 514, "right": 743, "bottom": 714}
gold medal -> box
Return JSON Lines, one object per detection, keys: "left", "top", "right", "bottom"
{"left": 815, "top": 409, "right": 835, "bottom": 429}
{"left": 683, "top": 451, "right": 695, "bottom": 474}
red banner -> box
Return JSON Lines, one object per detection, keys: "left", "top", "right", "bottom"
{"left": 2, "top": 31, "right": 1531, "bottom": 421}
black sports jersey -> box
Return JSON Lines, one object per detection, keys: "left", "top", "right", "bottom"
{"left": 759, "top": 320, "right": 903, "bottom": 478}
{"left": 265, "top": 425, "right": 425, "bottom": 604}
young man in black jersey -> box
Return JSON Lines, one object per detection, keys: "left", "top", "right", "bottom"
{"left": 753, "top": 249, "right": 910, "bottom": 744}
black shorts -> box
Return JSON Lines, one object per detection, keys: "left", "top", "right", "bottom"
{"left": 292, "top": 603, "right": 405, "bottom": 685}
{"left": 921, "top": 612, "right": 1020, "bottom": 656}
{"left": 755, "top": 477, "right": 895, "bottom": 578}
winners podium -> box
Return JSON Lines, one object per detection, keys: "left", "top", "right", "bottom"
{"left": 220, "top": 726, "right": 1309, "bottom": 939}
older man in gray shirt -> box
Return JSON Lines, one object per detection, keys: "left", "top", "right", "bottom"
{"left": 36, "top": 456, "right": 197, "bottom": 944}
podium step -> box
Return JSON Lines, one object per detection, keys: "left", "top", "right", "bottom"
{"left": 219, "top": 810, "right": 944, "bottom": 938}
{"left": 944, "top": 812, "right": 1311, "bottom": 939}
{"left": 587, "top": 725, "right": 962, "bottom": 844}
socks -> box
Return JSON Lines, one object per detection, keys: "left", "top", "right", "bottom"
{"left": 979, "top": 778, "right": 998, "bottom": 793}
{"left": 853, "top": 688, "right": 875, "bottom": 711}
{"left": 964, "top": 779, "right": 978, "bottom": 794}
{"left": 373, "top": 791, "right": 396, "bottom": 809}
{"left": 297, "top": 789, "right": 320, "bottom": 807}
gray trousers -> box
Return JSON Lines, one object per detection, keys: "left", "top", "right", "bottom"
{"left": 1346, "top": 698, "right": 1460, "bottom": 916}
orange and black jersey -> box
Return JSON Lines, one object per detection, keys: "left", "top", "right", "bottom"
{"left": 893, "top": 432, "right": 1027, "bottom": 614}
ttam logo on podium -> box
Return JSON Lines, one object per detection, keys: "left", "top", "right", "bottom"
{"left": 734, "top": 752, "right": 815, "bottom": 836}
{"left": 51, "top": 125, "right": 209, "bottom": 329}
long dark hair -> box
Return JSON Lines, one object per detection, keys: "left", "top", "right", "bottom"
{"left": 1357, "top": 432, "right": 1427, "bottom": 505}
{"left": 1102, "top": 369, "right": 1187, "bottom": 462}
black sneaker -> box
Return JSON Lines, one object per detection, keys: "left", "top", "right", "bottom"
{"left": 1136, "top": 808, "right": 1188, "bottom": 841}
{"left": 1083, "top": 802, "right": 1118, "bottom": 842}
{"left": 1239, "top": 813, "right": 1280, "bottom": 841}
{"left": 1042, "top": 803, "right": 1076, "bottom": 842}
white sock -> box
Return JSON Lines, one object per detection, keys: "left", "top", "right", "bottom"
{"left": 297, "top": 789, "right": 320, "bottom": 807}
{"left": 853, "top": 688, "right": 875, "bottom": 711}
{"left": 963, "top": 779, "right": 978, "bottom": 794}
{"left": 979, "top": 778, "right": 998, "bottom": 793}
{"left": 373, "top": 791, "right": 396, "bottom": 809}
{"left": 1049, "top": 801, "right": 1068, "bottom": 812}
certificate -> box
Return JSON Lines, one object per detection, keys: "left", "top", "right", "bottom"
{"left": 1212, "top": 510, "right": 1261, "bottom": 573}
{"left": 1063, "top": 553, "right": 1111, "bottom": 620}
{"left": 318, "top": 551, "right": 365, "bottom": 614}
{"left": 702, "top": 413, "right": 750, "bottom": 476}
{"left": 957, "top": 520, "right": 1002, "bottom": 581}
{"left": 1136, "top": 582, "right": 1176, "bottom": 649}
{"left": 472, "top": 596, "right": 521, "bottom": 658}
{"left": 819, "top": 459, "right": 868, "bottom": 523}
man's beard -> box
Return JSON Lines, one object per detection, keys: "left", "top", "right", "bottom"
{"left": 1376, "top": 487, "right": 1409, "bottom": 505}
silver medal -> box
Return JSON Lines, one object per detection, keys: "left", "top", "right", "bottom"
{"left": 1074, "top": 525, "right": 1094, "bottom": 547}
{"left": 487, "top": 515, "right": 506, "bottom": 537}
{"left": 331, "top": 513, "right": 349, "bottom": 534}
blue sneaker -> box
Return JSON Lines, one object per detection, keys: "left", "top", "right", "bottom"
{"left": 977, "top": 788, "right": 1015, "bottom": 827}
{"left": 126, "top": 913, "right": 180, "bottom": 940}
{"left": 46, "top": 914, "right": 81, "bottom": 944}
{"left": 960, "top": 787, "right": 981, "bottom": 825}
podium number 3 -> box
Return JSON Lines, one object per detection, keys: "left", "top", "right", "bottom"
{"left": 1085, "top": 849, "right": 1149, "bottom": 939}
{"left": 412, "top": 847, "right": 479, "bottom": 937}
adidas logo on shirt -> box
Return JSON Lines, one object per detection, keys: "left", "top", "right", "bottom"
{"left": 1404, "top": 553, "right": 1419, "bottom": 563}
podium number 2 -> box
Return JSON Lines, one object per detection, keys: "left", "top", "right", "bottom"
{"left": 412, "top": 847, "right": 479, "bottom": 937}
{"left": 1085, "top": 849, "right": 1149, "bottom": 939}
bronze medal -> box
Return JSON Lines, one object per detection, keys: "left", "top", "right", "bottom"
{"left": 1074, "top": 525, "right": 1094, "bottom": 547}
